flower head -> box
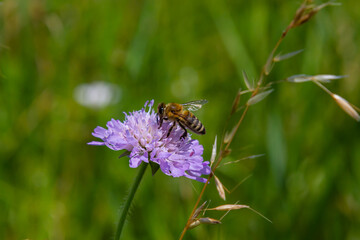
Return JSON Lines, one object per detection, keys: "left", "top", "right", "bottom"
{"left": 88, "top": 100, "right": 211, "bottom": 182}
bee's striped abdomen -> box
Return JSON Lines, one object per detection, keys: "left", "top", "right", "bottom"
{"left": 183, "top": 111, "right": 205, "bottom": 135}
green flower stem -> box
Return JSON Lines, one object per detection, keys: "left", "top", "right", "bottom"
{"left": 115, "top": 162, "right": 148, "bottom": 240}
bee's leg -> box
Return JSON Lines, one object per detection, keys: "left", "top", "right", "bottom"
{"left": 178, "top": 121, "right": 188, "bottom": 139}
{"left": 166, "top": 122, "right": 176, "bottom": 137}
{"left": 158, "top": 116, "right": 163, "bottom": 128}
{"left": 158, "top": 116, "right": 167, "bottom": 129}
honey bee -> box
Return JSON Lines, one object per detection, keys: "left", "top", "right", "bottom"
{"left": 157, "top": 100, "right": 208, "bottom": 139}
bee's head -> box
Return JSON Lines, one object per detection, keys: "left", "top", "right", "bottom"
{"left": 157, "top": 102, "right": 165, "bottom": 116}
{"left": 157, "top": 102, "right": 166, "bottom": 126}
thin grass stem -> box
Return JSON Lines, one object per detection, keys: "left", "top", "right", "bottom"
{"left": 179, "top": 1, "right": 336, "bottom": 238}
{"left": 312, "top": 80, "right": 334, "bottom": 96}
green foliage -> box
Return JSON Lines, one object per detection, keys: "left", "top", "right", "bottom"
{"left": 1, "top": 0, "right": 360, "bottom": 239}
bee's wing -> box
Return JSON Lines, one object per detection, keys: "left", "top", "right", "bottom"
{"left": 182, "top": 99, "right": 208, "bottom": 111}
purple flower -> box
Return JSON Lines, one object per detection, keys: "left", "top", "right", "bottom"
{"left": 88, "top": 100, "right": 211, "bottom": 182}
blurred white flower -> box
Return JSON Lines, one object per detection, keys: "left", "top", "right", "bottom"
{"left": 73, "top": 81, "right": 121, "bottom": 109}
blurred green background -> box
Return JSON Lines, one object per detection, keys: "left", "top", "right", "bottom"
{"left": 1, "top": 0, "right": 360, "bottom": 239}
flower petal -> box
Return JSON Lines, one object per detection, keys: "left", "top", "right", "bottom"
{"left": 88, "top": 99, "right": 210, "bottom": 182}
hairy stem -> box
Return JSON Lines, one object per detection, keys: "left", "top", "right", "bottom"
{"left": 115, "top": 162, "right": 148, "bottom": 240}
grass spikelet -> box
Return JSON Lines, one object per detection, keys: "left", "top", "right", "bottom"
{"left": 224, "top": 124, "right": 237, "bottom": 144}
{"left": 290, "top": 1, "right": 339, "bottom": 28}
{"left": 208, "top": 204, "right": 249, "bottom": 211}
{"left": 198, "top": 218, "right": 221, "bottom": 225}
{"left": 247, "top": 89, "right": 274, "bottom": 106}
{"left": 214, "top": 175, "right": 226, "bottom": 201}
{"left": 188, "top": 219, "right": 201, "bottom": 229}
{"left": 264, "top": 53, "right": 275, "bottom": 76}
{"left": 312, "top": 80, "right": 360, "bottom": 122}
{"left": 207, "top": 204, "right": 272, "bottom": 223}
{"left": 287, "top": 74, "right": 345, "bottom": 83}
{"left": 274, "top": 49, "right": 303, "bottom": 62}
{"left": 242, "top": 70, "right": 253, "bottom": 90}
{"left": 332, "top": 94, "right": 360, "bottom": 121}
{"left": 311, "top": 74, "right": 345, "bottom": 82}
{"left": 192, "top": 201, "right": 207, "bottom": 220}
{"left": 189, "top": 218, "right": 221, "bottom": 229}
{"left": 210, "top": 136, "right": 217, "bottom": 167}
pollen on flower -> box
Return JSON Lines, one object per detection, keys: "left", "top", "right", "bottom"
{"left": 88, "top": 100, "right": 211, "bottom": 182}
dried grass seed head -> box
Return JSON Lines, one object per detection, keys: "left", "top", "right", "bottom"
{"left": 332, "top": 94, "right": 360, "bottom": 122}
